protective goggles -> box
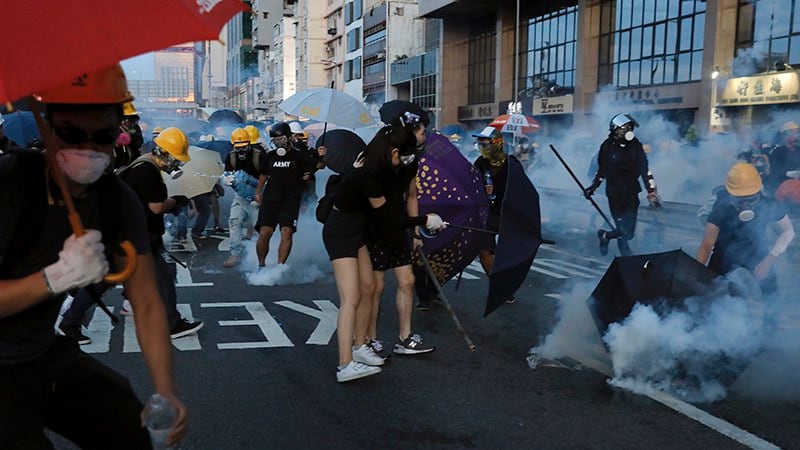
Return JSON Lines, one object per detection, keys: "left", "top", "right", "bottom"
{"left": 399, "top": 153, "right": 416, "bottom": 166}
{"left": 54, "top": 125, "right": 120, "bottom": 146}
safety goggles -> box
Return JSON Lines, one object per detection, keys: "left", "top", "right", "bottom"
{"left": 399, "top": 111, "right": 421, "bottom": 128}
{"left": 399, "top": 153, "right": 416, "bottom": 166}
{"left": 53, "top": 125, "right": 120, "bottom": 146}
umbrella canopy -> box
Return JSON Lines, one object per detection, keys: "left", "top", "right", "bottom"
{"left": 163, "top": 146, "right": 224, "bottom": 199}
{"left": 588, "top": 249, "right": 719, "bottom": 335}
{"left": 378, "top": 100, "right": 430, "bottom": 127}
{"left": 0, "top": 1, "right": 246, "bottom": 103}
{"left": 207, "top": 109, "right": 244, "bottom": 125}
{"left": 416, "top": 132, "right": 489, "bottom": 284}
{"left": 319, "top": 129, "right": 366, "bottom": 175}
{"left": 485, "top": 155, "right": 542, "bottom": 317}
{"left": 489, "top": 114, "right": 540, "bottom": 135}
{"left": 1, "top": 110, "right": 40, "bottom": 146}
{"left": 279, "top": 88, "right": 377, "bottom": 129}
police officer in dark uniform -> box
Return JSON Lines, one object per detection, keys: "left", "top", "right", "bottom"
{"left": 584, "top": 113, "right": 660, "bottom": 256}
{"left": 254, "top": 122, "right": 325, "bottom": 267}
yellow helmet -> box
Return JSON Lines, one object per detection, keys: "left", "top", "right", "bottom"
{"left": 725, "top": 162, "right": 762, "bottom": 197}
{"left": 152, "top": 126, "right": 164, "bottom": 137}
{"left": 230, "top": 128, "right": 250, "bottom": 148}
{"left": 244, "top": 125, "right": 260, "bottom": 144}
{"left": 154, "top": 127, "right": 190, "bottom": 162}
{"left": 36, "top": 64, "right": 133, "bottom": 105}
{"left": 782, "top": 121, "right": 800, "bottom": 134}
{"left": 122, "top": 102, "right": 139, "bottom": 117}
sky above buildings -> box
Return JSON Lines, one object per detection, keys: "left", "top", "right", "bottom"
{"left": 121, "top": 53, "right": 155, "bottom": 80}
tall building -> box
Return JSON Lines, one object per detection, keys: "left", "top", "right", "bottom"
{"left": 251, "top": 0, "right": 284, "bottom": 119}
{"left": 198, "top": 30, "right": 229, "bottom": 109}
{"left": 227, "top": 2, "right": 258, "bottom": 113}
{"left": 344, "top": 0, "right": 364, "bottom": 100}
{"left": 295, "top": 0, "right": 328, "bottom": 91}
{"left": 324, "top": 0, "right": 346, "bottom": 90}
{"left": 389, "top": 16, "right": 440, "bottom": 124}
{"left": 270, "top": 16, "right": 298, "bottom": 118}
{"left": 127, "top": 44, "right": 198, "bottom": 120}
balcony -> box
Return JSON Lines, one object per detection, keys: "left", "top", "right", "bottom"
{"left": 390, "top": 52, "right": 437, "bottom": 85}
{"left": 363, "top": 39, "right": 386, "bottom": 62}
{"left": 327, "top": 27, "right": 337, "bottom": 36}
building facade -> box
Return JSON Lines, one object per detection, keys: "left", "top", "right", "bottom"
{"left": 295, "top": 0, "right": 329, "bottom": 91}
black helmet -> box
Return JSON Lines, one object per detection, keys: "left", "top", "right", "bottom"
{"left": 609, "top": 113, "right": 639, "bottom": 132}
{"left": 269, "top": 122, "right": 292, "bottom": 138}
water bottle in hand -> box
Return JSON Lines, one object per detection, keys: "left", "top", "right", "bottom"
{"left": 146, "top": 394, "right": 177, "bottom": 450}
{"left": 484, "top": 170, "right": 497, "bottom": 202}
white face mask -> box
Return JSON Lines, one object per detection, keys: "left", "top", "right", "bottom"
{"left": 276, "top": 147, "right": 287, "bottom": 157}
{"left": 624, "top": 131, "right": 635, "bottom": 141}
{"left": 55, "top": 149, "right": 111, "bottom": 184}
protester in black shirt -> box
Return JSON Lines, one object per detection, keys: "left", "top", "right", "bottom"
{"left": 322, "top": 124, "right": 445, "bottom": 383}
{"left": 766, "top": 121, "right": 800, "bottom": 195}
{"left": 254, "top": 122, "right": 325, "bottom": 267}
{"left": 289, "top": 121, "right": 322, "bottom": 210}
{"left": 0, "top": 64, "right": 188, "bottom": 448}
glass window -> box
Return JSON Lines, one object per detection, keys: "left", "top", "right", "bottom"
{"left": 642, "top": 25, "right": 653, "bottom": 57}
{"left": 621, "top": 0, "right": 632, "bottom": 29}
{"left": 668, "top": 0, "right": 680, "bottom": 19}
{"left": 677, "top": 51, "right": 691, "bottom": 81}
{"left": 631, "top": 27, "right": 642, "bottom": 59}
{"left": 736, "top": 0, "right": 800, "bottom": 74}
{"left": 680, "top": 17, "right": 693, "bottom": 51}
{"left": 632, "top": 0, "right": 644, "bottom": 27}
{"left": 654, "top": 23, "right": 665, "bottom": 55}
{"left": 630, "top": 60, "right": 641, "bottom": 85}
{"left": 521, "top": 6, "right": 578, "bottom": 96}
{"left": 468, "top": 30, "right": 496, "bottom": 104}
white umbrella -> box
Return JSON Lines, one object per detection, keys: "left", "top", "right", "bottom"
{"left": 278, "top": 88, "right": 377, "bottom": 129}
{"left": 163, "top": 146, "right": 224, "bottom": 198}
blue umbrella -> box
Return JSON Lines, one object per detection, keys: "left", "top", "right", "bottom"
{"left": 1, "top": 110, "right": 40, "bottom": 146}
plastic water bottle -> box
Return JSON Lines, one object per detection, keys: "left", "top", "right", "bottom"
{"left": 145, "top": 394, "right": 177, "bottom": 450}
{"left": 484, "top": 170, "right": 497, "bottom": 202}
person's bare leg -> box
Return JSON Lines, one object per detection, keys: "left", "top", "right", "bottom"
{"left": 277, "top": 227, "right": 294, "bottom": 264}
{"left": 256, "top": 226, "right": 274, "bottom": 266}
{"left": 332, "top": 257, "right": 360, "bottom": 367}
{"left": 479, "top": 249, "right": 494, "bottom": 274}
{"left": 353, "top": 246, "right": 375, "bottom": 348}
{"left": 394, "top": 265, "right": 415, "bottom": 340}
{"left": 367, "top": 271, "right": 386, "bottom": 341}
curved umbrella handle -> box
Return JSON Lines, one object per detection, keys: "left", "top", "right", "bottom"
{"left": 104, "top": 241, "right": 138, "bottom": 284}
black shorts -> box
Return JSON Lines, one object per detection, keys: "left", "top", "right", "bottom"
{"left": 323, "top": 210, "right": 367, "bottom": 260}
{"left": 367, "top": 233, "right": 414, "bottom": 271}
{"left": 481, "top": 213, "right": 500, "bottom": 253}
{"left": 0, "top": 337, "right": 150, "bottom": 449}
{"left": 256, "top": 197, "right": 302, "bottom": 232}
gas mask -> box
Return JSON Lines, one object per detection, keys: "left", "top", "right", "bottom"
{"left": 160, "top": 154, "right": 184, "bottom": 179}
{"left": 270, "top": 136, "right": 289, "bottom": 156}
{"left": 55, "top": 149, "right": 111, "bottom": 184}
{"left": 624, "top": 131, "right": 635, "bottom": 141}
{"left": 733, "top": 194, "right": 760, "bottom": 222}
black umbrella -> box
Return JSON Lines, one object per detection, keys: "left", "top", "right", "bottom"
{"left": 207, "top": 109, "right": 244, "bottom": 125}
{"left": 588, "top": 249, "right": 719, "bottom": 335}
{"left": 320, "top": 129, "right": 366, "bottom": 174}
{"left": 485, "top": 155, "right": 542, "bottom": 317}
{"left": 379, "top": 100, "right": 430, "bottom": 127}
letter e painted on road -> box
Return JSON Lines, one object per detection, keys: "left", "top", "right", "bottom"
{"left": 201, "top": 302, "right": 294, "bottom": 349}
{"left": 274, "top": 300, "right": 338, "bottom": 345}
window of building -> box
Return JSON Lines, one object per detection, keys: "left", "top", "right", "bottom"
{"left": 735, "top": 0, "right": 800, "bottom": 75}
{"left": 521, "top": 6, "right": 577, "bottom": 99}
{"left": 347, "top": 28, "right": 361, "bottom": 52}
{"left": 467, "top": 16, "right": 496, "bottom": 104}
{"left": 598, "top": 0, "right": 706, "bottom": 88}
{"left": 412, "top": 73, "right": 436, "bottom": 109}
{"left": 345, "top": 56, "right": 362, "bottom": 82}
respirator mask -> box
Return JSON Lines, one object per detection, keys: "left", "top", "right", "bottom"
{"left": 733, "top": 194, "right": 760, "bottom": 222}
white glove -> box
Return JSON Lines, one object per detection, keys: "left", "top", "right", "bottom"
{"left": 223, "top": 174, "right": 235, "bottom": 186}
{"left": 425, "top": 213, "right": 446, "bottom": 232}
{"left": 43, "top": 230, "right": 109, "bottom": 295}
{"left": 786, "top": 170, "right": 800, "bottom": 179}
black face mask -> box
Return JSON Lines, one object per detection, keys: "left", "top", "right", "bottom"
{"left": 733, "top": 194, "right": 760, "bottom": 222}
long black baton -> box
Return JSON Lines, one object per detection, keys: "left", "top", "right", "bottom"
{"left": 417, "top": 250, "right": 476, "bottom": 352}
{"left": 548, "top": 144, "right": 617, "bottom": 232}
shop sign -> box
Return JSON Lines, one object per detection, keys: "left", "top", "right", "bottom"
{"left": 595, "top": 83, "right": 699, "bottom": 110}
{"left": 457, "top": 102, "right": 497, "bottom": 121}
{"left": 532, "top": 95, "right": 574, "bottom": 115}
{"left": 719, "top": 72, "right": 800, "bottom": 106}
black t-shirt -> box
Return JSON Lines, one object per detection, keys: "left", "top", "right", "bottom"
{"left": 333, "top": 167, "right": 384, "bottom": 214}
{"left": 474, "top": 156, "right": 508, "bottom": 216}
{"left": 0, "top": 152, "right": 149, "bottom": 364}
{"left": 224, "top": 145, "right": 264, "bottom": 179}
{"left": 259, "top": 148, "right": 316, "bottom": 202}
{"left": 767, "top": 145, "right": 800, "bottom": 193}
{"left": 596, "top": 136, "right": 649, "bottom": 197}
{"left": 120, "top": 160, "right": 167, "bottom": 242}
{"left": 707, "top": 193, "right": 787, "bottom": 274}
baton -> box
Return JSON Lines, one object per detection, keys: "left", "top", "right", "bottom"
{"left": 548, "top": 144, "right": 617, "bottom": 232}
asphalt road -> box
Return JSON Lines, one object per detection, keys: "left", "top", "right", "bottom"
{"left": 49, "top": 189, "right": 799, "bottom": 450}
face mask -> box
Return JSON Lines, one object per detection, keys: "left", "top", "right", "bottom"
{"left": 55, "top": 149, "right": 111, "bottom": 184}
{"left": 276, "top": 147, "right": 287, "bottom": 157}
{"left": 624, "top": 131, "right": 635, "bottom": 141}
{"left": 161, "top": 155, "right": 184, "bottom": 179}
{"left": 734, "top": 195, "right": 760, "bottom": 222}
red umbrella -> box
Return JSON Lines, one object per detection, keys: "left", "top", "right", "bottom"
{"left": 0, "top": 0, "right": 247, "bottom": 103}
{"left": 489, "top": 114, "right": 540, "bottom": 135}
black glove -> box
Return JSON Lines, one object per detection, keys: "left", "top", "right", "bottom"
{"left": 172, "top": 195, "right": 190, "bottom": 207}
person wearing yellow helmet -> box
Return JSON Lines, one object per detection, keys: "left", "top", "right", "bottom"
{"left": 0, "top": 64, "right": 189, "bottom": 448}
{"left": 766, "top": 120, "right": 800, "bottom": 194}
{"left": 697, "top": 162, "right": 795, "bottom": 297}
{"left": 114, "top": 102, "right": 144, "bottom": 168}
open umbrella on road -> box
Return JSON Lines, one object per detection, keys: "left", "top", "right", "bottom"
{"left": 279, "top": 88, "right": 377, "bottom": 130}
{"left": 163, "top": 146, "right": 224, "bottom": 199}
{"left": 485, "top": 155, "right": 542, "bottom": 317}
{"left": 379, "top": 100, "right": 430, "bottom": 127}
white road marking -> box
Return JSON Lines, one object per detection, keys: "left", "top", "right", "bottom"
{"left": 275, "top": 300, "right": 338, "bottom": 345}
{"left": 201, "top": 302, "right": 294, "bottom": 349}
{"left": 534, "top": 259, "right": 598, "bottom": 279}
{"left": 175, "top": 261, "right": 214, "bottom": 287}
{"left": 121, "top": 304, "right": 201, "bottom": 353}
{"left": 530, "top": 265, "right": 568, "bottom": 279}
{"left": 82, "top": 306, "right": 115, "bottom": 354}
{"left": 540, "top": 243, "right": 605, "bottom": 265}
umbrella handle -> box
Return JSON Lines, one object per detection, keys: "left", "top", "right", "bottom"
{"left": 104, "top": 241, "right": 138, "bottom": 284}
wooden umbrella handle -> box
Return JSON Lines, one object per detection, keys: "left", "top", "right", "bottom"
{"left": 105, "top": 241, "right": 138, "bottom": 284}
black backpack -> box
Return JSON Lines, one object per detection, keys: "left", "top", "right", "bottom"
{"left": 316, "top": 174, "right": 341, "bottom": 224}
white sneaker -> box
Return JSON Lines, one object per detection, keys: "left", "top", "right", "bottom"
{"left": 352, "top": 344, "right": 385, "bottom": 366}
{"left": 336, "top": 361, "right": 382, "bottom": 383}
{"left": 120, "top": 299, "right": 134, "bottom": 316}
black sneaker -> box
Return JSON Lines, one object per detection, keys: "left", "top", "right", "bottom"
{"left": 393, "top": 333, "right": 435, "bottom": 355}
{"left": 56, "top": 325, "right": 92, "bottom": 345}
{"left": 415, "top": 301, "right": 431, "bottom": 312}
{"left": 367, "top": 338, "right": 392, "bottom": 361}
{"left": 597, "top": 230, "right": 610, "bottom": 256}
{"left": 505, "top": 296, "right": 517, "bottom": 304}
{"left": 170, "top": 318, "right": 204, "bottom": 339}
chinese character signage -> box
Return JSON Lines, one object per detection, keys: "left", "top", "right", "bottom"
{"left": 720, "top": 72, "right": 800, "bottom": 106}
{"left": 532, "top": 95, "right": 574, "bottom": 115}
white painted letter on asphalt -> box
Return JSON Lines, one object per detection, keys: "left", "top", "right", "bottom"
{"left": 274, "top": 300, "right": 338, "bottom": 345}
{"left": 201, "top": 302, "right": 294, "bottom": 349}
